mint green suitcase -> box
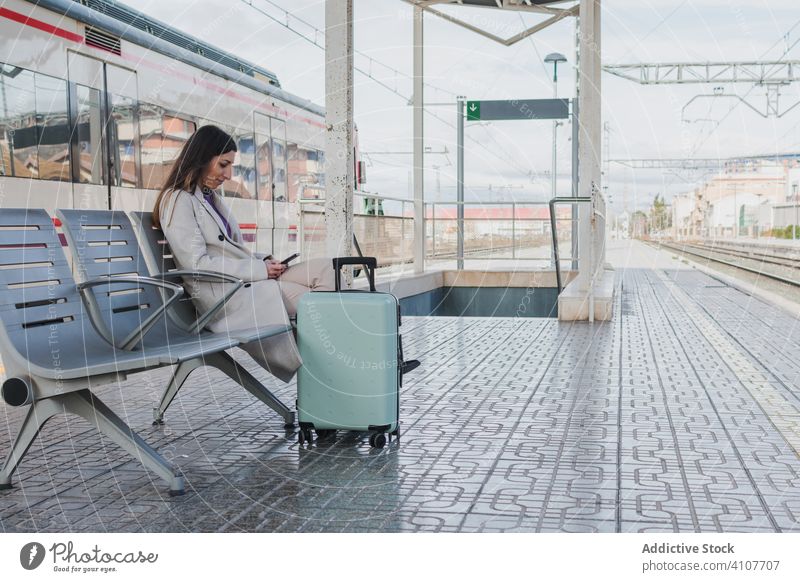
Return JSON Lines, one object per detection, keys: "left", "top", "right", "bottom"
{"left": 296, "top": 257, "right": 417, "bottom": 448}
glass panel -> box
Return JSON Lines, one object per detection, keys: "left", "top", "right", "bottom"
{"left": 139, "top": 103, "right": 164, "bottom": 189}
{"left": 75, "top": 84, "right": 105, "bottom": 184}
{"left": 227, "top": 129, "right": 256, "bottom": 199}
{"left": 0, "top": 66, "right": 37, "bottom": 178}
{"left": 109, "top": 93, "right": 137, "bottom": 187}
{"left": 271, "top": 122, "right": 287, "bottom": 202}
{"left": 255, "top": 131, "right": 271, "bottom": 201}
{"left": 287, "top": 142, "right": 324, "bottom": 202}
{"left": 34, "top": 73, "right": 70, "bottom": 181}
{"left": 105, "top": 65, "right": 137, "bottom": 187}
{"left": 161, "top": 114, "right": 195, "bottom": 169}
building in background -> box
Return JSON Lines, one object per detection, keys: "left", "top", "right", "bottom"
{"left": 671, "top": 160, "right": 794, "bottom": 239}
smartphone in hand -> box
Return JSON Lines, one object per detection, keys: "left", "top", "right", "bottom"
{"left": 281, "top": 253, "right": 300, "bottom": 266}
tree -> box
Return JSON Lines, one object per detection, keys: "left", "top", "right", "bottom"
{"left": 631, "top": 211, "right": 649, "bottom": 239}
{"left": 648, "top": 194, "right": 671, "bottom": 233}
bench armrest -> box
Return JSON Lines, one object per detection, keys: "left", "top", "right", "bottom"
{"left": 151, "top": 270, "right": 244, "bottom": 334}
{"left": 77, "top": 276, "right": 185, "bottom": 351}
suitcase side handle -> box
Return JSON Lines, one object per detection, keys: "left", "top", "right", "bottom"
{"left": 332, "top": 257, "right": 377, "bottom": 292}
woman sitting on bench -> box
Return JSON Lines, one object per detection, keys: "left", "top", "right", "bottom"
{"left": 153, "top": 125, "right": 335, "bottom": 381}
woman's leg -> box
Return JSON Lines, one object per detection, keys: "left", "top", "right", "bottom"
{"left": 277, "top": 257, "right": 336, "bottom": 315}
{"left": 277, "top": 280, "right": 309, "bottom": 317}
{"left": 279, "top": 257, "right": 336, "bottom": 291}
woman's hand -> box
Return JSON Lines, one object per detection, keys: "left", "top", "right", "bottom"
{"left": 266, "top": 260, "right": 287, "bottom": 279}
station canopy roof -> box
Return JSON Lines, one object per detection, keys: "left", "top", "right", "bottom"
{"left": 426, "top": 1, "right": 573, "bottom": 8}
{"left": 404, "top": 1, "right": 579, "bottom": 46}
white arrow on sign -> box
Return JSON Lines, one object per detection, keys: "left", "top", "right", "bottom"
{"left": 469, "top": 103, "right": 477, "bottom": 112}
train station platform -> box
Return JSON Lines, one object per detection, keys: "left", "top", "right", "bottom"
{"left": 2, "top": 240, "right": 800, "bottom": 533}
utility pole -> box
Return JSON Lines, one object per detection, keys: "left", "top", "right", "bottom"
{"left": 457, "top": 97, "right": 464, "bottom": 270}
{"left": 412, "top": 5, "right": 424, "bottom": 273}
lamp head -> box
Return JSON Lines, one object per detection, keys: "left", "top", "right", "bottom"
{"left": 544, "top": 52, "right": 567, "bottom": 64}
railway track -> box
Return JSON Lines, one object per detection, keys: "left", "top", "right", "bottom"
{"left": 684, "top": 242, "right": 800, "bottom": 269}
{"left": 659, "top": 240, "right": 800, "bottom": 288}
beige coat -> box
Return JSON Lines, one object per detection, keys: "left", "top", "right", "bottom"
{"left": 159, "top": 187, "right": 305, "bottom": 382}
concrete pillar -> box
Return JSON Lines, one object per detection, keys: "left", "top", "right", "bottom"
{"left": 412, "top": 5, "right": 425, "bottom": 274}
{"left": 558, "top": 0, "right": 612, "bottom": 322}
{"left": 592, "top": 0, "right": 606, "bottom": 278}
{"left": 576, "top": 0, "right": 602, "bottom": 291}
{"left": 324, "top": 0, "right": 354, "bottom": 259}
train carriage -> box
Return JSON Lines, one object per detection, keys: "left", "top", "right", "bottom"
{"left": 0, "top": 0, "right": 330, "bottom": 258}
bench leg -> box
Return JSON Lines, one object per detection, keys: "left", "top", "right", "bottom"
{"left": 0, "top": 397, "right": 62, "bottom": 489}
{"left": 206, "top": 351, "right": 295, "bottom": 428}
{"left": 64, "top": 390, "right": 185, "bottom": 496}
{"left": 153, "top": 358, "right": 202, "bottom": 424}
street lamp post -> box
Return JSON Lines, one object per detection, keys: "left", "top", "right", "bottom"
{"left": 545, "top": 53, "right": 567, "bottom": 201}
{"left": 545, "top": 52, "right": 567, "bottom": 266}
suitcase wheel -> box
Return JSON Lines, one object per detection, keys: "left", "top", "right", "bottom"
{"left": 369, "top": 433, "right": 387, "bottom": 449}
{"left": 299, "top": 428, "right": 313, "bottom": 445}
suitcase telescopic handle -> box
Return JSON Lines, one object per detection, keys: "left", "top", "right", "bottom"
{"left": 332, "top": 257, "right": 377, "bottom": 292}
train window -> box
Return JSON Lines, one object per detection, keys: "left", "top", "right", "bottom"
{"left": 314, "top": 149, "right": 325, "bottom": 191}
{"left": 138, "top": 107, "right": 195, "bottom": 190}
{"left": 272, "top": 135, "right": 288, "bottom": 203}
{"left": 227, "top": 129, "right": 256, "bottom": 199}
{"left": 139, "top": 103, "right": 164, "bottom": 189}
{"left": 105, "top": 66, "right": 138, "bottom": 188}
{"left": 0, "top": 66, "right": 37, "bottom": 178}
{"left": 287, "top": 142, "right": 324, "bottom": 203}
{"left": 35, "top": 74, "right": 70, "bottom": 181}
{"left": 0, "top": 66, "right": 71, "bottom": 181}
{"left": 161, "top": 114, "right": 195, "bottom": 172}
{"left": 108, "top": 93, "right": 137, "bottom": 187}
{"left": 255, "top": 132, "right": 272, "bottom": 201}
{"left": 74, "top": 85, "right": 106, "bottom": 184}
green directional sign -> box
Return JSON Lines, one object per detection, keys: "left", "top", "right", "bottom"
{"left": 465, "top": 98, "right": 569, "bottom": 121}
{"left": 466, "top": 101, "right": 481, "bottom": 121}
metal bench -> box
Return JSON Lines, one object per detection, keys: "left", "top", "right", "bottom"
{"left": 58, "top": 209, "right": 295, "bottom": 428}
{"left": 0, "top": 209, "right": 245, "bottom": 495}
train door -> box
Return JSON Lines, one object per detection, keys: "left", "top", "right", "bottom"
{"left": 254, "top": 112, "right": 291, "bottom": 256}
{"left": 270, "top": 118, "right": 293, "bottom": 259}
{"left": 67, "top": 52, "right": 107, "bottom": 209}
{"left": 220, "top": 118, "right": 260, "bottom": 253}
{"left": 105, "top": 65, "right": 140, "bottom": 212}
{"left": 67, "top": 52, "right": 137, "bottom": 211}
{"left": 253, "top": 112, "right": 274, "bottom": 254}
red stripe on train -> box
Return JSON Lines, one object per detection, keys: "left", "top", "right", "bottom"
{"left": 0, "top": 7, "right": 83, "bottom": 44}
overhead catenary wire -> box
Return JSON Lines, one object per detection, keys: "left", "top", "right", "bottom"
{"left": 685, "top": 17, "right": 800, "bottom": 158}
{"left": 239, "top": 0, "right": 540, "bottom": 182}
{"left": 243, "top": 0, "right": 458, "bottom": 99}
{"left": 642, "top": 15, "right": 800, "bottom": 202}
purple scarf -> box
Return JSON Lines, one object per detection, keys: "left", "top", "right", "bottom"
{"left": 202, "top": 188, "right": 232, "bottom": 239}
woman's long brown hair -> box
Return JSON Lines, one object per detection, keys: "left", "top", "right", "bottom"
{"left": 153, "top": 125, "right": 237, "bottom": 229}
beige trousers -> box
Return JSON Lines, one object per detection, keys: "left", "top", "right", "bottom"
{"left": 276, "top": 257, "right": 337, "bottom": 315}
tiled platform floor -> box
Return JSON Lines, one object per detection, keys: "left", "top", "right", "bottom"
{"left": 2, "top": 241, "right": 800, "bottom": 532}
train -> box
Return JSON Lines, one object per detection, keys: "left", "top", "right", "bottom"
{"left": 0, "top": 0, "right": 359, "bottom": 258}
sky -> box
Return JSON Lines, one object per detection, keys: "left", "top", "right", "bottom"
{"left": 121, "top": 0, "right": 800, "bottom": 214}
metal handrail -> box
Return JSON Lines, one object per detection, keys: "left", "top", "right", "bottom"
{"left": 550, "top": 196, "right": 592, "bottom": 293}
{"left": 299, "top": 191, "right": 415, "bottom": 205}
{"left": 427, "top": 200, "right": 549, "bottom": 206}
{"left": 299, "top": 192, "right": 589, "bottom": 267}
